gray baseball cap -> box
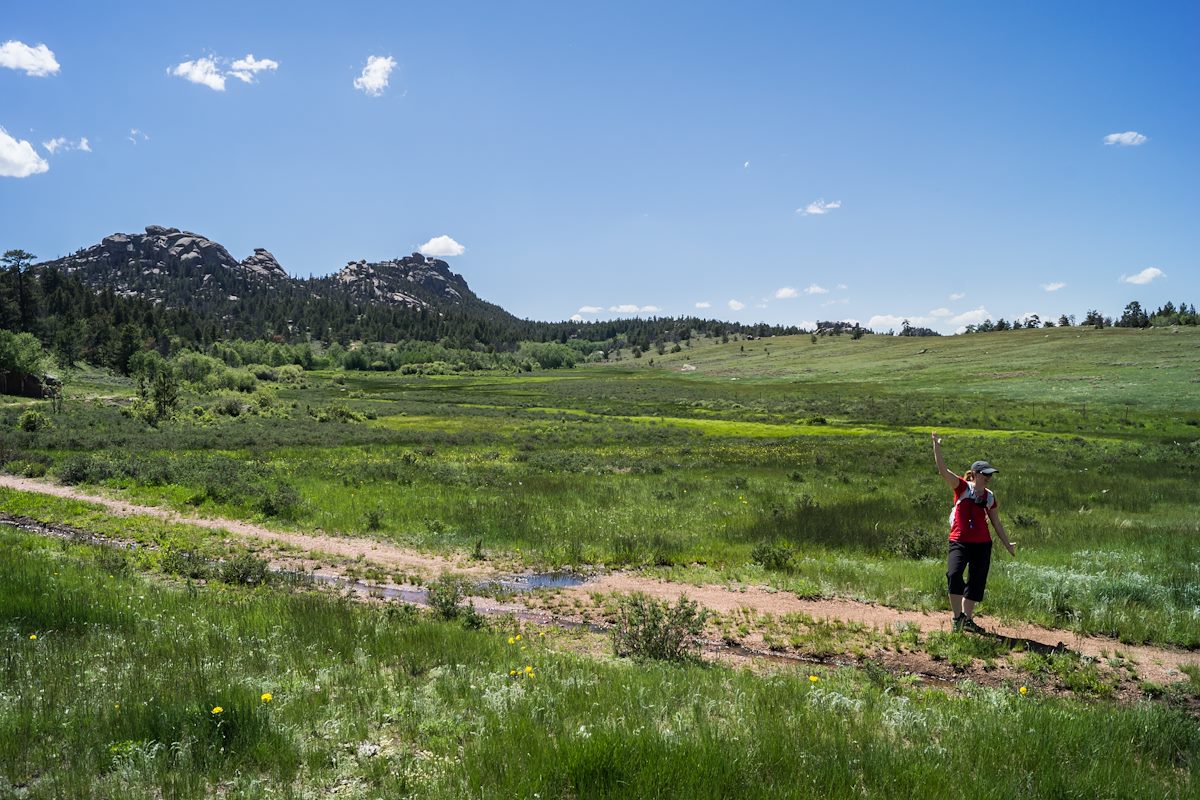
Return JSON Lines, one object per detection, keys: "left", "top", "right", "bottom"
{"left": 970, "top": 461, "right": 998, "bottom": 475}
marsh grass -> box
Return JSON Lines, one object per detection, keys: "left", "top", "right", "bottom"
{"left": 3, "top": 327, "right": 1199, "bottom": 647}
{"left": 3, "top": 528, "right": 1198, "bottom": 799}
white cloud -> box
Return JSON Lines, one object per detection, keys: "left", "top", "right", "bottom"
{"left": 229, "top": 53, "right": 278, "bottom": 83}
{"left": 835, "top": 283, "right": 848, "bottom": 290}
{"left": 804, "top": 283, "right": 828, "bottom": 295}
{"left": 42, "top": 136, "right": 90, "bottom": 155}
{"left": 569, "top": 314, "right": 584, "bottom": 322}
{"left": 694, "top": 301, "right": 711, "bottom": 309}
{"left": 577, "top": 306, "right": 603, "bottom": 314}
{"left": 0, "top": 127, "right": 50, "bottom": 177}
{"left": 728, "top": 299, "right": 745, "bottom": 311}
{"left": 609, "top": 304, "right": 640, "bottom": 313}
{"left": 799, "top": 320, "right": 817, "bottom": 330}
{"left": 929, "top": 308, "right": 952, "bottom": 317}
{"left": 354, "top": 55, "right": 396, "bottom": 97}
{"left": 949, "top": 292, "right": 966, "bottom": 301}
{"left": 171, "top": 57, "right": 225, "bottom": 91}
{"left": 869, "top": 314, "right": 937, "bottom": 331}
{"left": 949, "top": 307, "right": 990, "bottom": 327}
{"left": 1121, "top": 267, "right": 1165, "bottom": 285}
{"left": 743, "top": 161, "right": 750, "bottom": 169}
{"left": 774, "top": 287, "right": 798, "bottom": 299}
{"left": 0, "top": 41, "right": 59, "bottom": 77}
{"left": 418, "top": 235, "right": 465, "bottom": 257}
{"left": 797, "top": 199, "right": 841, "bottom": 216}
{"left": 129, "top": 129, "right": 150, "bottom": 144}
{"left": 1042, "top": 281, "right": 1065, "bottom": 292}
{"left": 1104, "top": 131, "right": 1147, "bottom": 147}
{"left": 641, "top": 305, "right": 661, "bottom": 313}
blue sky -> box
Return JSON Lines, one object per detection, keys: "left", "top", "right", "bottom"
{"left": 2, "top": 1, "right": 1197, "bottom": 333}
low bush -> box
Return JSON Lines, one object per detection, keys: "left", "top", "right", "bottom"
{"left": 427, "top": 572, "right": 470, "bottom": 620}
{"left": 611, "top": 593, "right": 708, "bottom": 662}
{"left": 218, "top": 553, "right": 272, "bottom": 586}
{"left": 751, "top": 541, "right": 795, "bottom": 571}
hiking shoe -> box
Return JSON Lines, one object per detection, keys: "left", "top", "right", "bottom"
{"left": 961, "top": 617, "right": 987, "bottom": 634}
{"left": 952, "top": 614, "right": 965, "bottom": 632}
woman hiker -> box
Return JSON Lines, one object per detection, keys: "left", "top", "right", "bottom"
{"left": 931, "top": 432, "right": 1015, "bottom": 633}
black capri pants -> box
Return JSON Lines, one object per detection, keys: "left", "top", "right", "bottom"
{"left": 947, "top": 541, "right": 992, "bottom": 602}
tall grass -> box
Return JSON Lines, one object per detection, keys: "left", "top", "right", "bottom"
{"left": 2, "top": 528, "right": 1197, "bottom": 798}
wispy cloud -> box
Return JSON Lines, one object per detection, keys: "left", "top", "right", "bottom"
{"left": 1120, "top": 267, "right": 1164, "bottom": 285}
{"left": 418, "top": 235, "right": 465, "bottom": 257}
{"left": 0, "top": 127, "right": 50, "bottom": 177}
{"left": 743, "top": 161, "right": 750, "bottom": 169}
{"left": 0, "top": 41, "right": 59, "bottom": 77}
{"left": 42, "top": 136, "right": 90, "bottom": 155}
{"left": 728, "top": 299, "right": 745, "bottom": 311}
{"left": 170, "top": 57, "right": 226, "bottom": 91}
{"left": 577, "top": 305, "right": 603, "bottom": 314}
{"left": 129, "top": 129, "right": 150, "bottom": 145}
{"left": 804, "top": 283, "right": 828, "bottom": 295}
{"left": 694, "top": 301, "right": 711, "bottom": 309}
{"left": 570, "top": 314, "right": 584, "bottom": 322}
{"left": 950, "top": 307, "right": 990, "bottom": 327}
{"left": 229, "top": 53, "right": 279, "bottom": 83}
{"left": 605, "top": 304, "right": 659, "bottom": 314}
{"left": 1104, "top": 131, "right": 1147, "bottom": 147}
{"left": 774, "top": 287, "right": 798, "bottom": 299}
{"left": 170, "top": 53, "right": 278, "bottom": 91}
{"left": 1042, "top": 281, "right": 1065, "bottom": 292}
{"left": 354, "top": 55, "right": 396, "bottom": 97}
{"left": 797, "top": 199, "right": 841, "bottom": 216}
{"left": 949, "top": 292, "right": 966, "bottom": 301}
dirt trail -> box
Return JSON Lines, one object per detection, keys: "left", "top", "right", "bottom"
{"left": 3, "top": 474, "right": 1197, "bottom": 686}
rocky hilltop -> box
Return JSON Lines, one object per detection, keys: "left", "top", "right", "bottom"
{"left": 330, "top": 253, "right": 469, "bottom": 309}
{"left": 33, "top": 226, "right": 485, "bottom": 314}
{"left": 37, "top": 225, "right": 288, "bottom": 305}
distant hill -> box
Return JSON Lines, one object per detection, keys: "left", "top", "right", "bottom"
{"left": 35, "top": 225, "right": 512, "bottom": 321}
{"left": 25, "top": 226, "right": 806, "bottom": 352}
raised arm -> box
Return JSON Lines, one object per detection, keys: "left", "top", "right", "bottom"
{"left": 931, "top": 432, "right": 959, "bottom": 489}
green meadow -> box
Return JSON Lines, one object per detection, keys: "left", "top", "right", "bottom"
{"left": 2, "top": 326, "right": 1200, "bottom": 796}
{"left": 3, "top": 529, "right": 1198, "bottom": 799}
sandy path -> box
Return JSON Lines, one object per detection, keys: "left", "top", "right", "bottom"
{"left": 2, "top": 473, "right": 1197, "bottom": 685}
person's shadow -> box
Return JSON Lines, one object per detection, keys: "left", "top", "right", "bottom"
{"left": 983, "top": 630, "right": 1068, "bottom": 655}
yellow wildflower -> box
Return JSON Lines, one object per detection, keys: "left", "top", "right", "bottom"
{"left": 260, "top": 692, "right": 273, "bottom": 703}
{"left": 29, "top": 634, "right": 36, "bottom": 640}
{"left": 508, "top": 636, "right": 516, "bottom": 645}
{"left": 809, "top": 675, "right": 819, "bottom": 683}
{"left": 1019, "top": 686, "right": 1028, "bottom": 696}
{"left": 524, "top": 665, "right": 533, "bottom": 674}
{"left": 211, "top": 706, "right": 223, "bottom": 715}
{"left": 515, "top": 634, "right": 522, "bottom": 641}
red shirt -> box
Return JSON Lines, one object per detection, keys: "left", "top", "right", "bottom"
{"left": 949, "top": 477, "right": 996, "bottom": 543}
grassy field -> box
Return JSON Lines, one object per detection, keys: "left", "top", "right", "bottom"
{"left": 3, "top": 528, "right": 1198, "bottom": 799}
{"left": 1, "top": 326, "right": 1199, "bottom": 796}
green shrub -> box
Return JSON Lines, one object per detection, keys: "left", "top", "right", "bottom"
{"left": 160, "top": 548, "right": 214, "bottom": 580}
{"left": 218, "top": 553, "right": 272, "bottom": 586}
{"left": 751, "top": 541, "right": 795, "bottom": 571}
{"left": 257, "top": 483, "right": 303, "bottom": 519}
{"left": 887, "top": 526, "right": 944, "bottom": 560}
{"left": 611, "top": 593, "right": 708, "bottom": 662}
{"left": 17, "top": 409, "right": 51, "bottom": 432}
{"left": 427, "top": 572, "right": 469, "bottom": 620}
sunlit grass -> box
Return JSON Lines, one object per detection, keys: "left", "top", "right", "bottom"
{"left": 3, "top": 528, "right": 1197, "bottom": 799}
